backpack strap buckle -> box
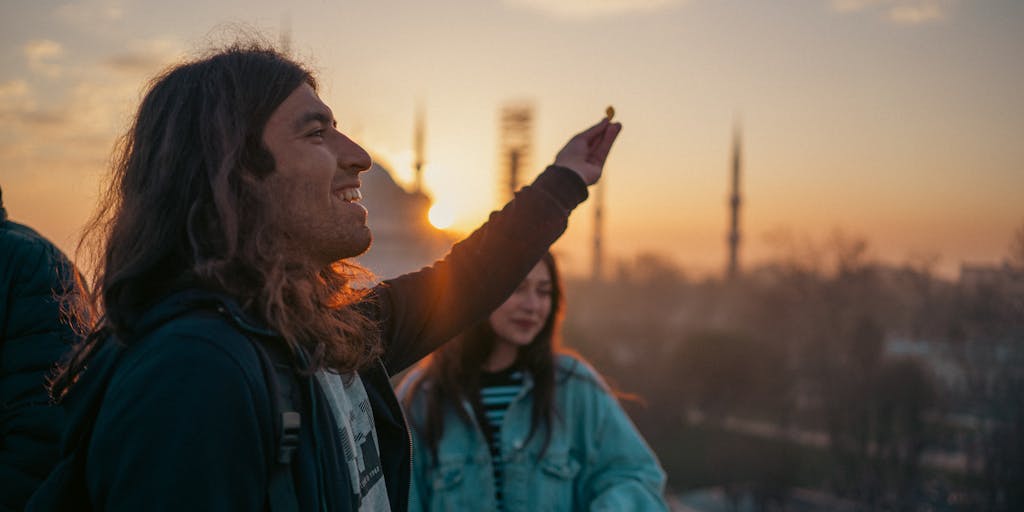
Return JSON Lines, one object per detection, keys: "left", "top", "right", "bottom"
{"left": 278, "top": 411, "right": 301, "bottom": 464}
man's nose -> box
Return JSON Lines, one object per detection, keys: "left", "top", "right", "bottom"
{"left": 337, "top": 135, "right": 372, "bottom": 174}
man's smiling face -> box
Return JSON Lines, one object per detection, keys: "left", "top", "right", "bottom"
{"left": 260, "top": 83, "right": 374, "bottom": 268}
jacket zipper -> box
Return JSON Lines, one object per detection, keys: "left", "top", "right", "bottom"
{"left": 378, "top": 358, "right": 414, "bottom": 512}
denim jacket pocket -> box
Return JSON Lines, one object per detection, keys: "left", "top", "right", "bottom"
{"left": 429, "top": 464, "right": 467, "bottom": 511}
{"left": 535, "top": 456, "right": 581, "bottom": 510}
{"left": 540, "top": 457, "right": 581, "bottom": 480}
{"left": 431, "top": 464, "right": 464, "bottom": 491}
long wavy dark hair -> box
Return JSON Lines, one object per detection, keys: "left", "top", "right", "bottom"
{"left": 403, "top": 252, "right": 576, "bottom": 459}
{"left": 51, "top": 43, "right": 379, "bottom": 400}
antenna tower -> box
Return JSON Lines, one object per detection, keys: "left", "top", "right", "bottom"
{"left": 498, "top": 103, "right": 534, "bottom": 202}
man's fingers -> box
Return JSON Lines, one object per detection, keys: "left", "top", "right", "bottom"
{"left": 580, "top": 118, "right": 611, "bottom": 146}
{"left": 586, "top": 122, "right": 622, "bottom": 165}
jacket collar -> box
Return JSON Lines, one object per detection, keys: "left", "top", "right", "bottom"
{"left": 134, "top": 288, "right": 279, "bottom": 339}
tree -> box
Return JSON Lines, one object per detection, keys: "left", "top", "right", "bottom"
{"left": 1010, "top": 220, "right": 1024, "bottom": 270}
{"left": 874, "top": 359, "right": 937, "bottom": 509}
{"left": 674, "top": 330, "right": 790, "bottom": 420}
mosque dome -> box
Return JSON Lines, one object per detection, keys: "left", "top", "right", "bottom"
{"left": 356, "top": 160, "right": 455, "bottom": 280}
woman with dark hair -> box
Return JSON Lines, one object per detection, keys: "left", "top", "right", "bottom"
{"left": 399, "top": 253, "right": 668, "bottom": 511}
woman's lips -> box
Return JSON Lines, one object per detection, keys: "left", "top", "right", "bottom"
{"left": 511, "top": 319, "right": 538, "bottom": 330}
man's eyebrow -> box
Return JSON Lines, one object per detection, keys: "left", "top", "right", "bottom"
{"left": 293, "top": 111, "right": 334, "bottom": 132}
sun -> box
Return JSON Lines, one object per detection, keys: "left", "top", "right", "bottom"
{"left": 428, "top": 202, "right": 455, "bottom": 230}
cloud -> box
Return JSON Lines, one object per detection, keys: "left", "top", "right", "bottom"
{"left": 3, "top": 35, "right": 183, "bottom": 170}
{"left": 0, "top": 78, "right": 98, "bottom": 156}
{"left": 102, "top": 38, "right": 183, "bottom": 75}
{"left": 0, "top": 80, "right": 42, "bottom": 123}
{"left": 55, "top": 0, "right": 126, "bottom": 25}
{"left": 16, "top": 111, "right": 65, "bottom": 127}
{"left": 54, "top": 0, "right": 128, "bottom": 38}
{"left": 832, "top": 0, "right": 886, "bottom": 13}
{"left": 887, "top": 3, "right": 945, "bottom": 23}
{"left": 0, "top": 51, "right": 146, "bottom": 186}
{"left": 504, "top": 0, "right": 688, "bottom": 19}
{"left": 830, "top": 0, "right": 954, "bottom": 25}
{"left": 0, "top": 80, "right": 31, "bottom": 103}
{"left": 24, "top": 39, "right": 65, "bottom": 77}
{"left": 0, "top": 72, "right": 127, "bottom": 264}
{"left": 104, "top": 54, "right": 163, "bottom": 74}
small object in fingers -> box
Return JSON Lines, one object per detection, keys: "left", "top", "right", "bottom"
{"left": 605, "top": 105, "right": 615, "bottom": 121}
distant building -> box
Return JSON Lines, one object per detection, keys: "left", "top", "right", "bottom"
{"left": 959, "top": 261, "right": 1024, "bottom": 295}
{"left": 355, "top": 161, "right": 455, "bottom": 280}
{"left": 884, "top": 337, "right": 967, "bottom": 392}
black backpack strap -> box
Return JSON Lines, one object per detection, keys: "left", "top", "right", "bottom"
{"left": 28, "top": 292, "right": 305, "bottom": 512}
{"left": 249, "top": 336, "right": 302, "bottom": 512}
{"left": 211, "top": 299, "right": 305, "bottom": 512}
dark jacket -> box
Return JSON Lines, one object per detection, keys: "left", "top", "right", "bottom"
{"left": 33, "top": 166, "right": 587, "bottom": 511}
{"left": 0, "top": 205, "right": 78, "bottom": 511}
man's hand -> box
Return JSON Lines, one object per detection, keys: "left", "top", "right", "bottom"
{"left": 553, "top": 118, "right": 623, "bottom": 186}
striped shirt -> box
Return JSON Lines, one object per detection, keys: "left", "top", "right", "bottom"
{"left": 476, "top": 366, "right": 525, "bottom": 511}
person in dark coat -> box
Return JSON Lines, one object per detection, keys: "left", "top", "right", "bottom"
{"left": 0, "top": 185, "right": 80, "bottom": 511}
{"left": 28, "top": 43, "right": 621, "bottom": 511}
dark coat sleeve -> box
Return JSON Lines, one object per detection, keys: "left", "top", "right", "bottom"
{"left": 0, "top": 222, "right": 78, "bottom": 512}
{"left": 368, "top": 166, "right": 588, "bottom": 374}
{"left": 85, "top": 323, "right": 274, "bottom": 511}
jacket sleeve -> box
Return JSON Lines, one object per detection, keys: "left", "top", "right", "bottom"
{"left": 85, "top": 330, "right": 273, "bottom": 511}
{"left": 568, "top": 363, "right": 669, "bottom": 512}
{"left": 0, "top": 228, "right": 78, "bottom": 512}
{"left": 370, "top": 166, "right": 587, "bottom": 374}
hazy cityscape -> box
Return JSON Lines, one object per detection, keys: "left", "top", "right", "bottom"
{"left": 361, "top": 120, "right": 1024, "bottom": 510}
{"left": 3, "top": 0, "right": 1023, "bottom": 510}
{"left": 564, "top": 237, "right": 1023, "bottom": 511}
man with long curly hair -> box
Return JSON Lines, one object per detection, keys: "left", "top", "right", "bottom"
{"left": 28, "top": 44, "right": 620, "bottom": 511}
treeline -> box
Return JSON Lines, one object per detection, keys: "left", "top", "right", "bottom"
{"left": 563, "top": 235, "right": 1024, "bottom": 511}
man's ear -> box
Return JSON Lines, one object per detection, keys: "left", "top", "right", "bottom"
{"left": 240, "top": 138, "right": 277, "bottom": 179}
{"left": 237, "top": 167, "right": 263, "bottom": 185}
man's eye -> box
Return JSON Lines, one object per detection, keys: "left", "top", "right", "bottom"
{"left": 309, "top": 129, "right": 325, "bottom": 138}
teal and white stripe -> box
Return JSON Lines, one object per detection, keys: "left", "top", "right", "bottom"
{"left": 477, "top": 369, "right": 524, "bottom": 512}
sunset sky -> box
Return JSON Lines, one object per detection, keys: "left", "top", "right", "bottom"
{"left": 2, "top": 0, "right": 1022, "bottom": 279}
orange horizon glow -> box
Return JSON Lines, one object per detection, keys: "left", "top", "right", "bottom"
{"left": 2, "top": 0, "right": 1022, "bottom": 283}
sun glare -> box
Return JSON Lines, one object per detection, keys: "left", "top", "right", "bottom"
{"left": 428, "top": 203, "right": 455, "bottom": 230}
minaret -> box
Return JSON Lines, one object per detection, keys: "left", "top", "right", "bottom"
{"left": 727, "top": 122, "right": 742, "bottom": 280}
{"left": 413, "top": 101, "right": 425, "bottom": 194}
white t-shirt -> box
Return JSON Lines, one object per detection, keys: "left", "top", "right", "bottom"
{"left": 315, "top": 371, "right": 392, "bottom": 511}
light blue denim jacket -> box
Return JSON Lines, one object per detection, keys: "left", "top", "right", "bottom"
{"left": 397, "top": 354, "right": 669, "bottom": 512}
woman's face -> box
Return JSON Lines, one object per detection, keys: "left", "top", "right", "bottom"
{"left": 489, "top": 261, "right": 553, "bottom": 349}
